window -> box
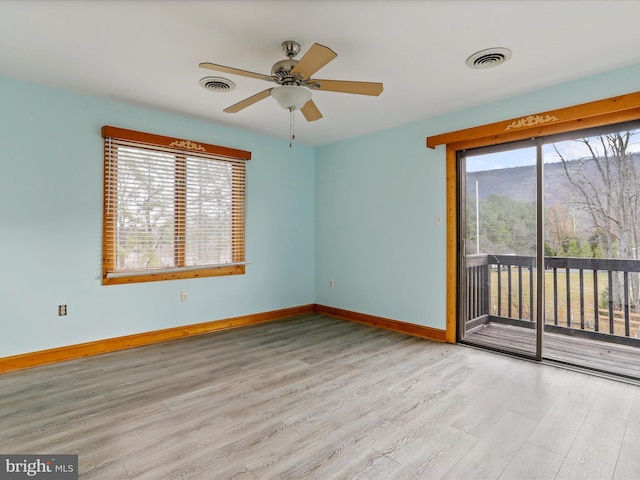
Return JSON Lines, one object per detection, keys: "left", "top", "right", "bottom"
{"left": 102, "top": 126, "right": 251, "bottom": 285}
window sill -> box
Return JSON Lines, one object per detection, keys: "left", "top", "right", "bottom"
{"left": 102, "top": 264, "right": 246, "bottom": 285}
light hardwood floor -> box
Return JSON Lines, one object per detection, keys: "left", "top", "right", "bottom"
{"left": 1, "top": 313, "right": 639, "bottom": 479}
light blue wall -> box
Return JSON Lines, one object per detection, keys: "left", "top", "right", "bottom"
{"left": 315, "top": 123, "right": 446, "bottom": 326}
{"left": 3, "top": 61, "right": 640, "bottom": 357}
{"left": 0, "top": 76, "right": 315, "bottom": 357}
{"left": 314, "top": 62, "right": 640, "bottom": 330}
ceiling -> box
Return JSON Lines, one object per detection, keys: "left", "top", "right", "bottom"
{"left": 2, "top": 1, "right": 640, "bottom": 147}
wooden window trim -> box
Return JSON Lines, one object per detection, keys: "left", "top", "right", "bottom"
{"left": 425, "top": 91, "right": 640, "bottom": 343}
{"left": 102, "top": 265, "right": 247, "bottom": 285}
{"left": 102, "top": 126, "right": 252, "bottom": 160}
{"left": 102, "top": 126, "right": 251, "bottom": 285}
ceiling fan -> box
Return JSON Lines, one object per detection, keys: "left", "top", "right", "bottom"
{"left": 199, "top": 40, "right": 384, "bottom": 122}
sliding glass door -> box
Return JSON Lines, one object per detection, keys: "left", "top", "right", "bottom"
{"left": 458, "top": 141, "right": 541, "bottom": 358}
{"left": 541, "top": 126, "right": 640, "bottom": 378}
{"left": 458, "top": 120, "right": 640, "bottom": 378}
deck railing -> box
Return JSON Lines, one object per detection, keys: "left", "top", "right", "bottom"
{"left": 465, "top": 254, "right": 640, "bottom": 345}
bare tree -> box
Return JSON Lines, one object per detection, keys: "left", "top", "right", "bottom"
{"left": 554, "top": 131, "right": 640, "bottom": 308}
{"left": 545, "top": 203, "right": 575, "bottom": 255}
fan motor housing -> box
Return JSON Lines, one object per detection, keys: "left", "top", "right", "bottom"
{"left": 271, "top": 59, "right": 301, "bottom": 85}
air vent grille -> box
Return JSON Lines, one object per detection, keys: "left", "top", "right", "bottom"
{"left": 199, "top": 76, "right": 236, "bottom": 92}
{"left": 466, "top": 48, "right": 512, "bottom": 69}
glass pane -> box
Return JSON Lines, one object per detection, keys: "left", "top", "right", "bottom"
{"left": 461, "top": 146, "right": 538, "bottom": 356}
{"left": 115, "top": 147, "right": 175, "bottom": 270}
{"left": 185, "top": 157, "right": 233, "bottom": 266}
{"left": 543, "top": 126, "right": 640, "bottom": 377}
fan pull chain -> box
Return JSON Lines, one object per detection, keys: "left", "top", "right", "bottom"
{"left": 289, "top": 107, "right": 295, "bottom": 148}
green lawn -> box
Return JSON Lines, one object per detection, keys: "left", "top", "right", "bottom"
{"left": 489, "top": 269, "right": 640, "bottom": 338}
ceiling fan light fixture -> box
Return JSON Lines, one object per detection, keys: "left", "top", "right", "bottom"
{"left": 271, "top": 85, "right": 311, "bottom": 110}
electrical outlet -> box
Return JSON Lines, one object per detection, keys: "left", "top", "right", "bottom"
{"left": 180, "top": 291, "right": 188, "bottom": 302}
{"left": 58, "top": 305, "right": 67, "bottom": 316}
{"left": 329, "top": 280, "right": 334, "bottom": 288}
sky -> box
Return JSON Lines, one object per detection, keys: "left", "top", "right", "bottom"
{"left": 466, "top": 130, "right": 640, "bottom": 172}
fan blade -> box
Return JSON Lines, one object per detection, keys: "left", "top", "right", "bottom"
{"left": 300, "top": 100, "right": 323, "bottom": 122}
{"left": 308, "top": 79, "right": 383, "bottom": 96}
{"left": 199, "top": 62, "right": 272, "bottom": 81}
{"left": 224, "top": 89, "right": 272, "bottom": 113}
{"left": 290, "top": 43, "right": 337, "bottom": 79}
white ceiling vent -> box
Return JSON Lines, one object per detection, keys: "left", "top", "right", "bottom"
{"left": 466, "top": 48, "right": 512, "bottom": 69}
{"left": 199, "top": 76, "right": 236, "bottom": 92}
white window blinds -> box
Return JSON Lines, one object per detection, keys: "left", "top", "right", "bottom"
{"left": 102, "top": 126, "right": 250, "bottom": 284}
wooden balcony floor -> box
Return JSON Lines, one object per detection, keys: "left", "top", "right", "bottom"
{"left": 465, "top": 322, "right": 640, "bottom": 381}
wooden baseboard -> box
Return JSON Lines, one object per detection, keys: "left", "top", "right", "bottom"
{"left": 1, "top": 304, "right": 446, "bottom": 374}
{"left": 313, "top": 304, "right": 446, "bottom": 342}
{"left": 0, "top": 304, "right": 315, "bottom": 374}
